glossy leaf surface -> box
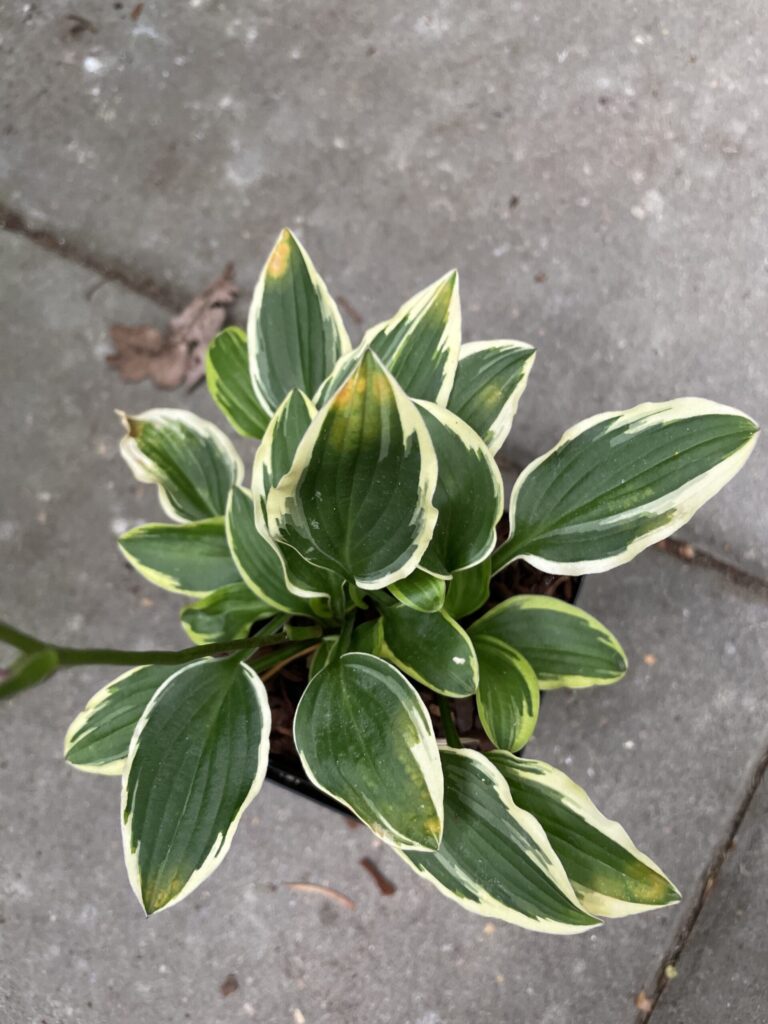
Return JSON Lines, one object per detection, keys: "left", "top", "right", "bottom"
{"left": 119, "top": 519, "right": 240, "bottom": 596}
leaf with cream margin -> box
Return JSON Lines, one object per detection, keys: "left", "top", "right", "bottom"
{"left": 65, "top": 664, "right": 176, "bottom": 775}
{"left": 493, "top": 399, "right": 759, "bottom": 576}
{"left": 444, "top": 558, "right": 491, "bottom": 620}
{"left": 121, "top": 657, "right": 270, "bottom": 915}
{"left": 180, "top": 582, "right": 274, "bottom": 644}
{"left": 247, "top": 229, "right": 351, "bottom": 412}
{"left": 470, "top": 595, "right": 627, "bottom": 690}
{"left": 206, "top": 326, "right": 271, "bottom": 438}
{"left": 398, "top": 748, "right": 599, "bottom": 933}
{"left": 267, "top": 351, "right": 438, "bottom": 591}
{"left": 293, "top": 652, "right": 444, "bottom": 850}
{"left": 118, "top": 518, "right": 240, "bottom": 596}
{"left": 474, "top": 636, "right": 539, "bottom": 751}
{"left": 415, "top": 401, "right": 503, "bottom": 578}
{"left": 225, "top": 486, "right": 314, "bottom": 615}
{"left": 362, "top": 271, "right": 461, "bottom": 405}
{"left": 447, "top": 340, "right": 535, "bottom": 454}
{"left": 379, "top": 603, "right": 478, "bottom": 697}
{"left": 487, "top": 751, "right": 681, "bottom": 917}
{"left": 118, "top": 408, "right": 243, "bottom": 522}
{"left": 252, "top": 390, "right": 341, "bottom": 603}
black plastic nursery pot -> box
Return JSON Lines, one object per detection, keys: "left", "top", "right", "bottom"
{"left": 265, "top": 561, "right": 583, "bottom": 815}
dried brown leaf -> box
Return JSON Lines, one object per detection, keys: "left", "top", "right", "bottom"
{"left": 107, "top": 263, "right": 237, "bottom": 390}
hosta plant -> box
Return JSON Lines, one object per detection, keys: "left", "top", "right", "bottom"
{"left": 1, "top": 230, "right": 759, "bottom": 932}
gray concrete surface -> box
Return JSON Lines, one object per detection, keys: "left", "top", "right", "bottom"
{"left": 1, "top": 231, "right": 767, "bottom": 1023}
{"left": 2, "top": 3, "right": 768, "bottom": 1021}
{"left": 652, "top": 773, "right": 768, "bottom": 1024}
{"left": 1, "top": 0, "right": 766, "bottom": 573}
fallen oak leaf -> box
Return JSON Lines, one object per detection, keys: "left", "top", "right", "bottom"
{"left": 107, "top": 263, "right": 237, "bottom": 390}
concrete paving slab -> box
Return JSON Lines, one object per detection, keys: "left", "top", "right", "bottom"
{"left": 651, "top": 772, "right": 768, "bottom": 1024}
{"left": 1, "top": 232, "right": 767, "bottom": 1022}
{"left": 1, "top": 0, "right": 766, "bottom": 574}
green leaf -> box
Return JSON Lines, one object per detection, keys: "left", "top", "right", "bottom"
{"left": 247, "top": 229, "right": 351, "bottom": 412}
{"left": 470, "top": 596, "right": 627, "bottom": 690}
{"left": 379, "top": 603, "right": 478, "bottom": 697}
{"left": 180, "top": 582, "right": 273, "bottom": 644}
{"left": 118, "top": 408, "right": 243, "bottom": 522}
{"left": 122, "top": 657, "right": 270, "bottom": 915}
{"left": 487, "top": 751, "right": 680, "bottom": 917}
{"left": 119, "top": 518, "right": 240, "bottom": 596}
{"left": 253, "top": 390, "right": 341, "bottom": 603}
{"left": 415, "top": 401, "right": 503, "bottom": 577}
{"left": 225, "top": 487, "right": 314, "bottom": 615}
{"left": 206, "top": 327, "right": 271, "bottom": 438}
{"left": 444, "top": 558, "right": 491, "bottom": 620}
{"left": 474, "top": 636, "right": 539, "bottom": 751}
{"left": 494, "top": 399, "right": 759, "bottom": 576}
{"left": 447, "top": 340, "right": 535, "bottom": 454}
{"left": 362, "top": 272, "right": 461, "bottom": 404}
{"left": 388, "top": 568, "right": 446, "bottom": 612}
{"left": 267, "top": 351, "right": 438, "bottom": 590}
{"left": 313, "top": 348, "right": 365, "bottom": 407}
{"left": 64, "top": 664, "right": 174, "bottom": 775}
{"left": 293, "top": 652, "right": 444, "bottom": 850}
{"left": 398, "top": 748, "right": 599, "bottom": 932}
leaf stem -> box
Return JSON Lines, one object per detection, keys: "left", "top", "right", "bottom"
{"left": 490, "top": 535, "right": 521, "bottom": 576}
{"left": 438, "top": 696, "right": 462, "bottom": 749}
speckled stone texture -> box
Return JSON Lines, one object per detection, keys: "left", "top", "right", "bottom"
{"left": 1, "top": 3, "right": 768, "bottom": 1021}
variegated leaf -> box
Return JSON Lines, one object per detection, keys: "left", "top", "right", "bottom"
{"left": 362, "top": 271, "right": 460, "bottom": 404}
{"left": 118, "top": 408, "right": 243, "bottom": 522}
{"left": 247, "top": 229, "right": 351, "bottom": 412}
{"left": 474, "top": 636, "right": 539, "bottom": 751}
{"left": 488, "top": 751, "right": 680, "bottom": 917}
{"left": 470, "top": 595, "right": 627, "bottom": 690}
{"left": 493, "top": 399, "right": 759, "bottom": 576}
{"left": 206, "top": 326, "right": 271, "bottom": 438}
{"left": 415, "top": 401, "right": 503, "bottom": 578}
{"left": 267, "top": 351, "right": 438, "bottom": 590}
{"left": 64, "top": 664, "right": 175, "bottom": 775}
{"left": 447, "top": 340, "right": 535, "bottom": 454}
{"left": 294, "top": 652, "right": 444, "bottom": 850}
{"left": 379, "top": 603, "right": 478, "bottom": 697}
{"left": 225, "top": 486, "right": 314, "bottom": 615}
{"left": 122, "top": 657, "right": 270, "bottom": 914}
{"left": 388, "top": 568, "right": 446, "bottom": 612}
{"left": 119, "top": 519, "right": 240, "bottom": 596}
{"left": 313, "top": 348, "right": 365, "bottom": 407}
{"left": 444, "top": 558, "right": 491, "bottom": 620}
{"left": 398, "top": 748, "right": 599, "bottom": 932}
{"left": 252, "top": 390, "right": 340, "bottom": 602}
{"left": 180, "top": 582, "right": 273, "bottom": 644}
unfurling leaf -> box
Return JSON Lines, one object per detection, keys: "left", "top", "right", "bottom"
{"left": 494, "top": 399, "right": 759, "bottom": 575}
{"left": 444, "top": 558, "right": 491, "bottom": 620}
{"left": 119, "top": 518, "right": 240, "bottom": 596}
{"left": 474, "top": 636, "right": 539, "bottom": 751}
{"left": 399, "top": 748, "right": 599, "bottom": 932}
{"left": 180, "top": 582, "right": 273, "bottom": 644}
{"left": 122, "top": 657, "right": 270, "bottom": 914}
{"left": 65, "top": 664, "right": 176, "bottom": 775}
{"left": 247, "top": 229, "right": 350, "bottom": 412}
{"left": 206, "top": 327, "right": 271, "bottom": 438}
{"left": 379, "top": 603, "right": 478, "bottom": 697}
{"left": 118, "top": 408, "right": 243, "bottom": 522}
{"left": 362, "top": 271, "right": 461, "bottom": 404}
{"left": 447, "top": 340, "right": 535, "bottom": 453}
{"left": 267, "top": 351, "right": 438, "bottom": 590}
{"left": 487, "top": 752, "right": 680, "bottom": 917}
{"left": 470, "top": 596, "right": 627, "bottom": 690}
{"left": 388, "top": 568, "right": 446, "bottom": 613}
{"left": 293, "top": 653, "right": 444, "bottom": 850}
